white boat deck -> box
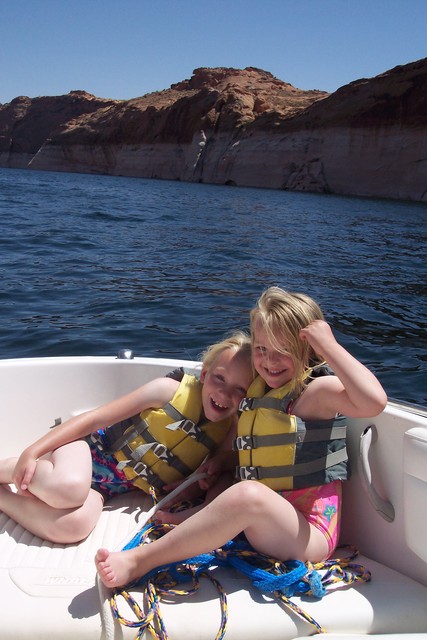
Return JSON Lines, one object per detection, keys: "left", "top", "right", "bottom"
{"left": 0, "top": 356, "right": 426, "bottom": 639}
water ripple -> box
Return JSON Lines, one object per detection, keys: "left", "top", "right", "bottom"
{"left": 0, "top": 168, "right": 426, "bottom": 404}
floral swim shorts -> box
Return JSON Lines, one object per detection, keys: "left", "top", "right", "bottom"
{"left": 280, "top": 479, "right": 342, "bottom": 556}
{"left": 87, "top": 431, "right": 136, "bottom": 500}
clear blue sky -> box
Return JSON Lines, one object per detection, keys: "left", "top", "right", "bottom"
{"left": 1, "top": 0, "right": 426, "bottom": 104}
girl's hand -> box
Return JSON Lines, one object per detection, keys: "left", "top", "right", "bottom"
{"left": 299, "top": 320, "right": 337, "bottom": 358}
{"left": 162, "top": 456, "right": 224, "bottom": 498}
{"left": 299, "top": 320, "right": 387, "bottom": 419}
{"left": 12, "top": 449, "right": 38, "bottom": 494}
{"left": 197, "top": 456, "right": 222, "bottom": 491}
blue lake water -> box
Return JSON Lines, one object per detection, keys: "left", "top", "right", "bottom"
{"left": 0, "top": 168, "right": 426, "bottom": 405}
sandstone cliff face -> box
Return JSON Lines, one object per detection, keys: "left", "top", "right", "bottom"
{"left": 1, "top": 62, "right": 426, "bottom": 202}
{"left": 0, "top": 91, "right": 117, "bottom": 168}
{"left": 200, "top": 59, "right": 427, "bottom": 201}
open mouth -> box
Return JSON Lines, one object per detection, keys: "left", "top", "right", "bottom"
{"left": 265, "top": 367, "right": 286, "bottom": 378}
{"left": 210, "top": 398, "right": 228, "bottom": 413}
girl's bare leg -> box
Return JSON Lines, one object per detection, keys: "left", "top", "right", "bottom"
{"left": 0, "top": 457, "right": 20, "bottom": 483}
{"left": 0, "top": 485, "right": 104, "bottom": 543}
{"left": 0, "top": 440, "right": 102, "bottom": 543}
{"left": 96, "top": 480, "right": 329, "bottom": 588}
{"left": 0, "top": 440, "right": 93, "bottom": 509}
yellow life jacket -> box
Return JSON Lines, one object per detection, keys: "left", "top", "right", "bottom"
{"left": 106, "top": 373, "right": 233, "bottom": 494}
{"left": 234, "top": 375, "right": 348, "bottom": 491}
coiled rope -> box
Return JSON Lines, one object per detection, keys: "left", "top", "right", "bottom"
{"left": 97, "top": 472, "right": 210, "bottom": 640}
{"left": 107, "top": 520, "right": 371, "bottom": 640}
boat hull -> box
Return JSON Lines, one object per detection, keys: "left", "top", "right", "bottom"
{"left": 1, "top": 355, "right": 426, "bottom": 639}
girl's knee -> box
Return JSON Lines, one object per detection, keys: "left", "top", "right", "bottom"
{"left": 43, "top": 475, "right": 91, "bottom": 509}
{"left": 226, "top": 480, "right": 270, "bottom": 513}
{"left": 44, "top": 492, "right": 103, "bottom": 543}
{"left": 36, "top": 442, "right": 93, "bottom": 508}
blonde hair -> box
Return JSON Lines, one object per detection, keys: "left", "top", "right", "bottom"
{"left": 250, "top": 286, "right": 325, "bottom": 395}
{"left": 201, "top": 330, "right": 253, "bottom": 374}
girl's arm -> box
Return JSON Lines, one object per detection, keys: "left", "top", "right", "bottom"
{"left": 13, "top": 376, "right": 179, "bottom": 492}
{"left": 298, "top": 320, "right": 387, "bottom": 419}
{"left": 197, "top": 421, "right": 239, "bottom": 490}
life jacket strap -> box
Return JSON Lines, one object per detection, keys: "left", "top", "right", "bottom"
{"left": 106, "top": 416, "right": 148, "bottom": 453}
{"left": 119, "top": 431, "right": 194, "bottom": 479}
{"left": 236, "top": 447, "right": 348, "bottom": 481}
{"left": 233, "top": 425, "right": 347, "bottom": 450}
{"left": 164, "top": 403, "right": 218, "bottom": 451}
{"left": 239, "top": 396, "right": 286, "bottom": 412}
{"left": 117, "top": 460, "right": 165, "bottom": 492}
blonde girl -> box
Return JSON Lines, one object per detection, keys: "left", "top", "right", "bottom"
{"left": 96, "top": 287, "right": 387, "bottom": 588}
{"left": 0, "top": 331, "right": 254, "bottom": 544}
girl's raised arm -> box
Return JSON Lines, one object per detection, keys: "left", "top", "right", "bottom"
{"left": 300, "top": 320, "right": 387, "bottom": 418}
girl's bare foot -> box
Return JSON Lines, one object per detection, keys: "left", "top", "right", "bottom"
{"left": 95, "top": 547, "right": 147, "bottom": 588}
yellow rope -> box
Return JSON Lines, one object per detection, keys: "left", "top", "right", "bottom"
{"left": 111, "top": 525, "right": 370, "bottom": 640}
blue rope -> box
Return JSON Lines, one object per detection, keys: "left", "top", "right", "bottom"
{"left": 124, "top": 523, "right": 326, "bottom": 599}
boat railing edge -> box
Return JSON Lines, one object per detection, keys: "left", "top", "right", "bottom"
{"left": 387, "top": 397, "right": 427, "bottom": 418}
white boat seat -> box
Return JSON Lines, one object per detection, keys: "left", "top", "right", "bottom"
{"left": 1, "top": 490, "right": 427, "bottom": 640}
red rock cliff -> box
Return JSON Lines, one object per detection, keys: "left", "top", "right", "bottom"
{"left": 0, "top": 91, "right": 117, "bottom": 168}
{"left": 1, "top": 62, "right": 426, "bottom": 201}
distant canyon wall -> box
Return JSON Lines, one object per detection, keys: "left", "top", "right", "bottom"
{"left": 1, "top": 62, "right": 426, "bottom": 202}
{"left": 28, "top": 125, "right": 426, "bottom": 202}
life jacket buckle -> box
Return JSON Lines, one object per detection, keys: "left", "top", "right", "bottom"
{"left": 90, "top": 432, "right": 105, "bottom": 451}
{"left": 152, "top": 443, "right": 170, "bottom": 460}
{"left": 238, "top": 466, "right": 259, "bottom": 480}
{"left": 180, "top": 419, "right": 198, "bottom": 438}
{"left": 133, "top": 461, "right": 149, "bottom": 477}
{"left": 234, "top": 435, "right": 254, "bottom": 450}
{"left": 239, "top": 397, "right": 255, "bottom": 412}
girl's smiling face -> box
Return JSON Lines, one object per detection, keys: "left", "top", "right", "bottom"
{"left": 200, "top": 348, "right": 253, "bottom": 421}
{"left": 252, "top": 322, "right": 295, "bottom": 389}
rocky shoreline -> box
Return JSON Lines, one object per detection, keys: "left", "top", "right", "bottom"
{"left": 1, "top": 60, "right": 426, "bottom": 202}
